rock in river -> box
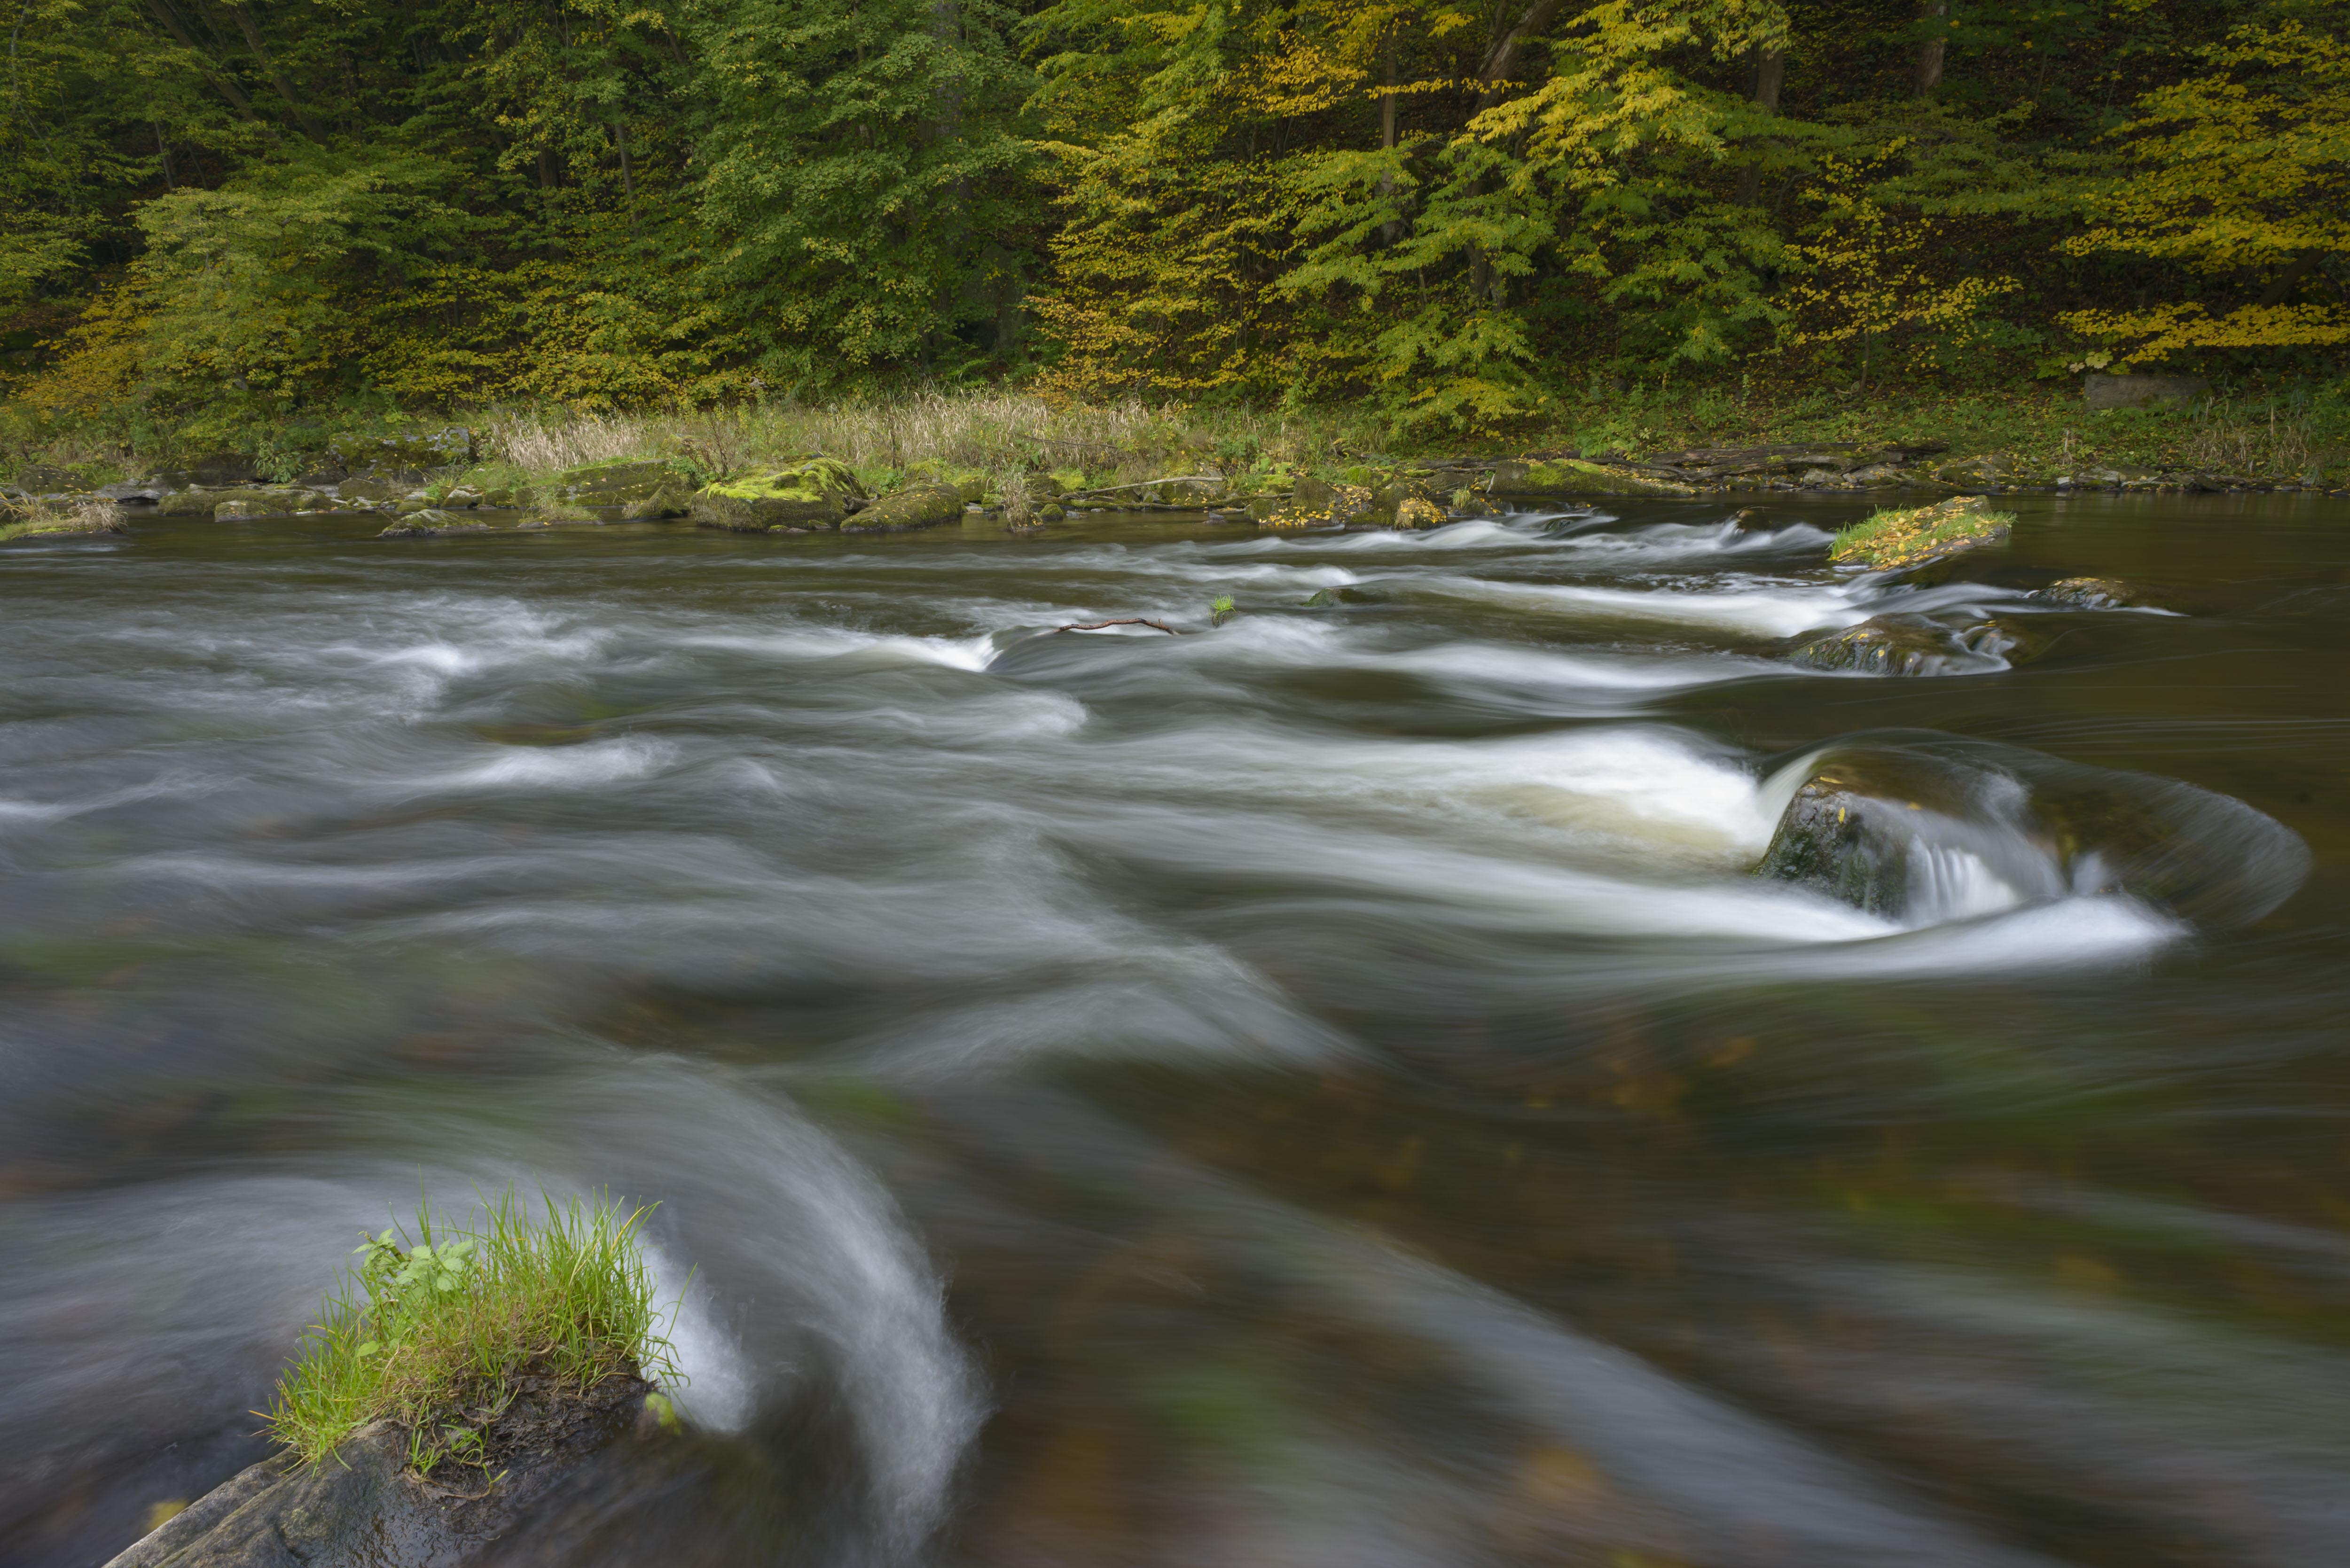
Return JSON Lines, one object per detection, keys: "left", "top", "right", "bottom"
{"left": 841, "top": 483, "right": 964, "bottom": 534}
{"left": 103, "top": 1374, "right": 655, "bottom": 1568}
{"left": 691, "top": 459, "right": 865, "bottom": 531}
{"left": 2032, "top": 576, "right": 2161, "bottom": 610}
{"left": 1793, "top": 615, "right": 2040, "bottom": 676}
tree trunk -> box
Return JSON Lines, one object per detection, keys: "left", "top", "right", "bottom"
{"left": 141, "top": 0, "right": 257, "bottom": 120}
{"left": 222, "top": 3, "right": 321, "bottom": 137}
{"left": 1735, "top": 46, "right": 1786, "bottom": 207}
{"left": 1474, "top": 0, "right": 1564, "bottom": 113}
{"left": 2257, "top": 251, "right": 2321, "bottom": 308}
{"left": 1379, "top": 30, "right": 1400, "bottom": 247}
{"left": 1913, "top": 1, "right": 1947, "bottom": 97}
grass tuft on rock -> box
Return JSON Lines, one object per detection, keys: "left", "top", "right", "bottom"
{"left": 1829, "top": 496, "right": 2014, "bottom": 570}
{"left": 0, "top": 498, "right": 123, "bottom": 542}
{"left": 266, "top": 1191, "right": 678, "bottom": 1470}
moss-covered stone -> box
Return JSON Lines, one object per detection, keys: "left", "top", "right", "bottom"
{"left": 1828, "top": 494, "right": 2011, "bottom": 572}
{"left": 1489, "top": 458, "right": 1695, "bottom": 497}
{"left": 841, "top": 483, "right": 963, "bottom": 533}
{"left": 690, "top": 459, "right": 864, "bottom": 531}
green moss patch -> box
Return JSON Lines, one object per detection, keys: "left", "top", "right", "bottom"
{"left": 1830, "top": 495, "right": 2014, "bottom": 569}
{"left": 266, "top": 1192, "right": 678, "bottom": 1472}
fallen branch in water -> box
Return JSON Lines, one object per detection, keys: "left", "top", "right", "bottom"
{"left": 1055, "top": 618, "right": 1180, "bottom": 635}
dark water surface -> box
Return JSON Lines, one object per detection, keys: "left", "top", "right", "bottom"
{"left": 2, "top": 495, "right": 2345, "bottom": 1568}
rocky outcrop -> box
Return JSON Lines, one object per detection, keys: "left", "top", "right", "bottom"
{"left": 690, "top": 460, "right": 865, "bottom": 531}
{"left": 841, "top": 483, "right": 963, "bottom": 533}
{"left": 103, "top": 1376, "right": 653, "bottom": 1568}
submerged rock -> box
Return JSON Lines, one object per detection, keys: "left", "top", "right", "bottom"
{"left": 1756, "top": 741, "right": 2310, "bottom": 928}
{"left": 2032, "top": 576, "right": 2160, "bottom": 610}
{"left": 841, "top": 483, "right": 963, "bottom": 533}
{"left": 691, "top": 459, "right": 864, "bottom": 531}
{"left": 103, "top": 1375, "right": 654, "bottom": 1568}
{"left": 1793, "top": 615, "right": 2041, "bottom": 676}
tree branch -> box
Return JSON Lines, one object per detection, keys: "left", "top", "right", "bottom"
{"left": 1475, "top": 0, "right": 1566, "bottom": 112}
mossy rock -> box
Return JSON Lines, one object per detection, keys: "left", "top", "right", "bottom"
{"left": 1829, "top": 495, "right": 2012, "bottom": 575}
{"left": 552, "top": 458, "right": 701, "bottom": 506}
{"left": 691, "top": 459, "right": 865, "bottom": 531}
{"left": 1489, "top": 458, "right": 1694, "bottom": 497}
{"left": 841, "top": 483, "right": 964, "bottom": 534}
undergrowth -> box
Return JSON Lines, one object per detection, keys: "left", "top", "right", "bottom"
{"left": 265, "top": 1191, "right": 678, "bottom": 1471}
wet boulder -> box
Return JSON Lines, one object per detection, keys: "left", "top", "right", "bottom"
{"left": 841, "top": 483, "right": 963, "bottom": 533}
{"left": 1756, "top": 766, "right": 1923, "bottom": 918}
{"left": 1757, "top": 741, "right": 2311, "bottom": 929}
{"left": 103, "top": 1377, "right": 654, "bottom": 1568}
{"left": 1793, "top": 615, "right": 2041, "bottom": 676}
{"left": 691, "top": 460, "right": 864, "bottom": 531}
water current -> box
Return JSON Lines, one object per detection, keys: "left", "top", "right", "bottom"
{"left": 1, "top": 493, "right": 2344, "bottom": 1567}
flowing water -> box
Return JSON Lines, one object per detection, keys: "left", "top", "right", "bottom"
{"left": 1, "top": 494, "right": 2344, "bottom": 1568}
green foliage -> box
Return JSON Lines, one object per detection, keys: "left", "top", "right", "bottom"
{"left": 0, "top": 0, "right": 2343, "bottom": 437}
{"left": 265, "top": 1190, "right": 678, "bottom": 1469}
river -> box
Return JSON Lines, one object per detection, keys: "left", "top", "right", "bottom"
{"left": 1, "top": 493, "right": 2344, "bottom": 1568}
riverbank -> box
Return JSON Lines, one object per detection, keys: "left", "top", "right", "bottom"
{"left": 5, "top": 385, "right": 2345, "bottom": 529}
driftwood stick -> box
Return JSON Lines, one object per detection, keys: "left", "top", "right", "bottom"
{"left": 1055, "top": 618, "right": 1181, "bottom": 635}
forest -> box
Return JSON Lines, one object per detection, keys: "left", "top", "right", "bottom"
{"left": 0, "top": 0, "right": 2344, "bottom": 450}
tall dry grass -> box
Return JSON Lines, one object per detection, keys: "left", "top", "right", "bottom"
{"left": 2178, "top": 395, "right": 2318, "bottom": 477}
{"left": 482, "top": 393, "right": 1389, "bottom": 485}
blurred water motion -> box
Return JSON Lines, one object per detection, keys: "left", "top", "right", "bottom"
{"left": 0, "top": 494, "right": 2344, "bottom": 1567}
